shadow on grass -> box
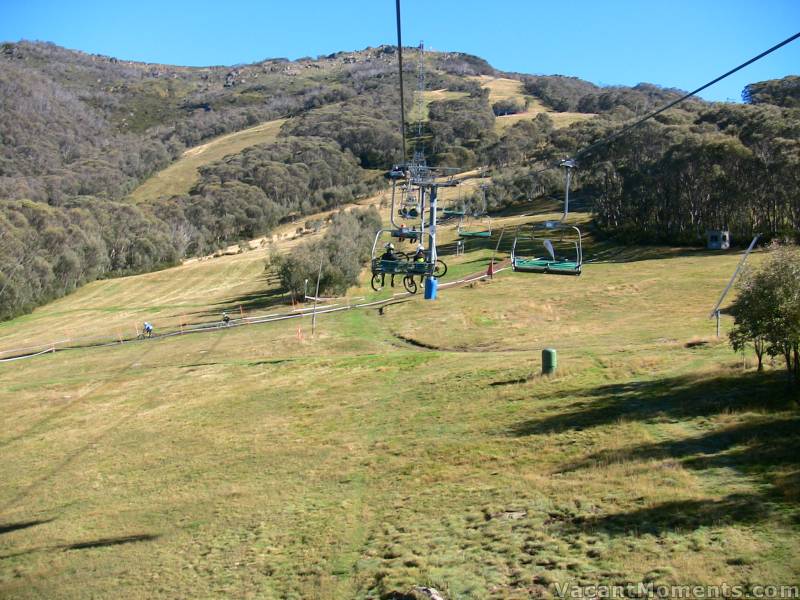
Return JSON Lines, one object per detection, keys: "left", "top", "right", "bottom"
{"left": 443, "top": 227, "right": 715, "bottom": 266}
{"left": 513, "top": 370, "right": 800, "bottom": 535}
{"left": 584, "top": 242, "right": 739, "bottom": 265}
{"left": 574, "top": 494, "right": 768, "bottom": 536}
{"left": 191, "top": 274, "right": 292, "bottom": 318}
{"left": 490, "top": 375, "right": 534, "bottom": 387}
{"left": 63, "top": 534, "right": 160, "bottom": 550}
{"left": 509, "top": 371, "right": 797, "bottom": 436}
{"left": 210, "top": 288, "right": 291, "bottom": 314}
{"left": 566, "top": 415, "right": 800, "bottom": 475}
{"left": 0, "top": 519, "right": 54, "bottom": 535}
{"left": 0, "top": 533, "right": 160, "bottom": 560}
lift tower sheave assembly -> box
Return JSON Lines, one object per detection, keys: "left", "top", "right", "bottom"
{"left": 406, "top": 165, "right": 458, "bottom": 299}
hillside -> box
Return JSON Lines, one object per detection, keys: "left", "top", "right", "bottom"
{"left": 476, "top": 76, "right": 597, "bottom": 132}
{"left": 1, "top": 21, "right": 799, "bottom": 600}
{"left": 127, "top": 118, "right": 287, "bottom": 202}
{"left": 1, "top": 204, "right": 798, "bottom": 597}
{"left": 2, "top": 40, "right": 799, "bottom": 327}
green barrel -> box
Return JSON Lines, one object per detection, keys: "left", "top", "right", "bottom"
{"left": 542, "top": 348, "right": 557, "bottom": 375}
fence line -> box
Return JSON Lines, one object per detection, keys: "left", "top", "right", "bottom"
{"left": 0, "top": 263, "right": 509, "bottom": 363}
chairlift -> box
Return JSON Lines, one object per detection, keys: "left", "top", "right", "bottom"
{"left": 511, "top": 223, "right": 582, "bottom": 275}
{"left": 369, "top": 229, "right": 447, "bottom": 293}
{"left": 389, "top": 181, "right": 424, "bottom": 242}
{"left": 511, "top": 158, "right": 583, "bottom": 276}
{"left": 440, "top": 185, "right": 466, "bottom": 220}
{"left": 442, "top": 206, "right": 466, "bottom": 219}
{"left": 398, "top": 184, "right": 421, "bottom": 219}
{"left": 458, "top": 218, "right": 493, "bottom": 239}
{"left": 457, "top": 184, "right": 492, "bottom": 238}
{"left": 386, "top": 164, "right": 409, "bottom": 180}
{"left": 391, "top": 225, "right": 424, "bottom": 242}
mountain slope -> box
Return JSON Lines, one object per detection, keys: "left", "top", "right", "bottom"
{"left": 128, "top": 118, "right": 287, "bottom": 202}
{"left": 1, "top": 217, "right": 797, "bottom": 598}
{"left": 2, "top": 41, "right": 798, "bottom": 324}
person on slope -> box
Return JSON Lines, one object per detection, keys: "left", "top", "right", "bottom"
{"left": 380, "top": 242, "right": 398, "bottom": 262}
{"left": 143, "top": 322, "right": 153, "bottom": 338}
{"left": 410, "top": 244, "right": 428, "bottom": 283}
{"left": 222, "top": 312, "right": 231, "bottom": 326}
{"left": 379, "top": 243, "right": 399, "bottom": 287}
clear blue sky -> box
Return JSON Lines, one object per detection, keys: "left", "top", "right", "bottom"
{"left": 1, "top": 0, "right": 798, "bottom": 102}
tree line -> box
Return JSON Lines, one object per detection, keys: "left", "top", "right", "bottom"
{"left": 2, "top": 39, "right": 798, "bottom": 321}
{"left": 730, "top": 243, "right": 800, "bottom": 387}
{"left": 0, "top": 133, "right": 388, "bottom": 320}
{"left": 582, "top": 101, "right": 800, "bottom": 244}
{"left": 0, "top": 198, "right": 179, "bottom": 320}
{"left": 484, "top": 78, "right": 800, "bottom": 246}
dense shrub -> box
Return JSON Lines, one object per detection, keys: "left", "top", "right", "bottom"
{"left": 0, "top": 198, "right": 178, "bottom": 320}
{"left": 273, "top": 207, "right": 382, "bottom": 298}
{"left": 492, "top": 99, "right": 525, "bottom": 116}
{"left": 743, "top": 76, "right": 800, "bottom": 108}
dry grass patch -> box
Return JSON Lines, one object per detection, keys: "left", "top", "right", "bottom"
{"left": 471, "top": 75, "right": 597, "bottom": 132}
{"left": 0, "top": 226, "right": 797, "bottom": 599}
{"left": 128, "top": 118, "right": 286, "bottom": 202}
{"left": 410, "top": 89, "right": 470, "bottom": 123}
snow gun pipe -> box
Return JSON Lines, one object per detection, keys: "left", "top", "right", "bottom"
{"left": 0, "top": 346, "right": 56, "bottom": 363}
{"left": 0, "top": 339, "right": 69, "bottom": 358}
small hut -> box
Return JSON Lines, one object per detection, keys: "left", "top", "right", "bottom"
{"left": 707, "top": 230, "right": 731, "bottom": 250}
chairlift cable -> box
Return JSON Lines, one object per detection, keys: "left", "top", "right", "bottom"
{"left": 521, "top": 30, "right": 800, "bottom": 178}
{"left": 395, "top": 0, "right": 407, "bottom": 164}
{"left": 574, "top": 30, "right": 800, "bottom": 162}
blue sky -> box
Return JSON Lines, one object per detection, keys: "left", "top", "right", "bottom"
{"left": 1, "top": 0, "right": 798, "bottom": 102}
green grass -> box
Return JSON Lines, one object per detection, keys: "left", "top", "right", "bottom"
{"left": 1, "top": 216, "right": 798, "bottom": 599}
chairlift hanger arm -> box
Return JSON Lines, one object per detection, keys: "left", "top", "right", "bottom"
{"left": 559, "top": 159, "right": 576, "bottom": 223}
{"left": 395, "top": 0, "right": 407, "bottom": 164}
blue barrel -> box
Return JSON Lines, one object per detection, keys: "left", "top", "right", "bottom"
{"left": 424, "top": 276, "right": 438, "bottom": 300}
{"left": 542, "top": 348, "right": 557, "bottom": 375}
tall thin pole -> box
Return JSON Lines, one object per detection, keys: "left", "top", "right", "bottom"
{"left": 416, "top": 41, "right": 425, "bottom": 140}
{"left": 428, "top": 185, "right": 437, "bottom": 265}
{"left": 395, "top": 0, "right": 407, "bottom": 163}
{"left": 490, "top": 227, "right": 505, "bottom": 278}
{"left": 709, "top": 234, "right": 761, "bottom": 319}
{"left": 311, "top": 254, "right": 323, "bottom": 336}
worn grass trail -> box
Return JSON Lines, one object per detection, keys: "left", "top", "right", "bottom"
{"left": 0, "top": 191, "right": 497, "bottom": 355}
{"left": 128, "top": 118, "right": 287, "bottom": 202}
{"left": 473, "top": 76, "right": 596, "bottom": 132}
{"left": 0, "top": 241, "right": 798, "bottom": 598}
